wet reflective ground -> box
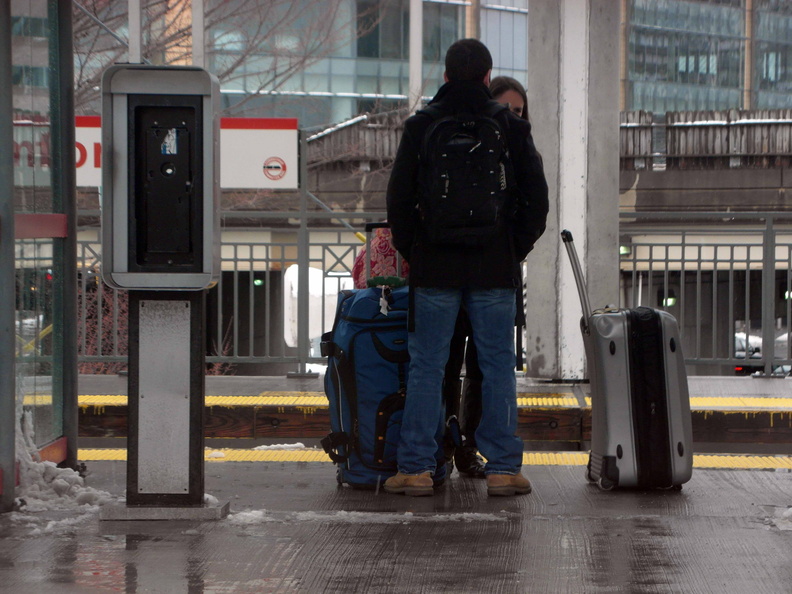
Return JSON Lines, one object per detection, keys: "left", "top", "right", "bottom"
{"left": 1, "top": 460, "right": 791, "bottom": 593}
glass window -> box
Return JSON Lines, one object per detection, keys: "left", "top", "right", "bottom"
{"left": 626, "top": 0, "right": 747, "bottom": 111}
{"left": 380, "top": 2, "right": 406, "bottom": 59}
{"left": 12, "top": 65, "right": 49, "bottom": 87}
{"left": 357, "top": 1, "right": 461, "bottom": 63}
{"left": 757, "top": 43, "right": 792, "bottom": 92}
{"left": 11, "top": 0, "right": 59, "bottom": 450}
{"left": 357, "top": 0, "right": 411, "bottom": 60}
{"left": 357, "top": 0, "right": 381, "bottom": 58}
{"left": 11, "top": 16, "right": 48, "bottom": 38}
{"left": 330, "top": 74, "right": 356, "bottom": 93}
{"left": 330, "top": 57, "right": 356, "bottom": 76}
{"left": 423, "top": 2, "right": 461, "bottom": 62}
{"left": 482, "top": 8, "right": 527, "bottom": 74}
{"left": 754, "top": 6, "right": 792, "bottom": 104}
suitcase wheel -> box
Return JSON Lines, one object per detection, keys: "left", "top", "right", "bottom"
{"left": 585, "top": 461, "right": 597, "bottom": 483}
{"left": 661, "top": 484, "right": 683, "bottom": 492}
{"left": 597, "top": 476, "right": 616, "bottom": 491}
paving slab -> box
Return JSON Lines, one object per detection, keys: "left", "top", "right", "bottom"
{"left": 1, "top": 459, "right": 791, "bottom": 593}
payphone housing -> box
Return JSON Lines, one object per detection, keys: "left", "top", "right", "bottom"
{"left": 101, "top": 65, "right": 219, "bottom": 290}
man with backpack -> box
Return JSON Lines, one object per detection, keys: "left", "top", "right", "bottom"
{"left": 384, "top": 39, "right": 549, "bottom": 497}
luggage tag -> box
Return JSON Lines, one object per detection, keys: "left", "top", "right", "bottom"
{"left": 365, "top": 276, "right": 405, "bottom": 316}
{"left": 379, "top": 286, "right": 391, "bottom": 316}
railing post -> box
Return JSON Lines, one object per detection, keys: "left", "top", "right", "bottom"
{"left": 761, "top": 216, "right": 776, "bottom": 376}
{"left": 289, "top": 130, "right": 318, "bottom": 378}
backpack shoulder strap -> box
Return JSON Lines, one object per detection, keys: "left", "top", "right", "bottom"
{"left": 482, "top": 100, "right": 510, "bottom": 133}
{"left": 417, "top": 105, "right": 456, "bottom": 161}
{"left": 416, "top": 105, "right": 445, "bottom": 121}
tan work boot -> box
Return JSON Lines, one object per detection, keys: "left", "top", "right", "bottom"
{"left": 486, "top": 472, "right": 532, "bottom": 496}
{"left": 383, "top": 472, "right": 434, "bottom": 497}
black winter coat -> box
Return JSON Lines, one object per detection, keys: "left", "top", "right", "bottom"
{"left": 386, "top": 80, "right": 549, "bottom": 288}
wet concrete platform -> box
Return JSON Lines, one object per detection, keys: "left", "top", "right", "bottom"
{"left": 1, "top": 458, "right": 791, "bottom": 593}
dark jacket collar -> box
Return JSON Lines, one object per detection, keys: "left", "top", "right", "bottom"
{"left": 428, "top": 80, "right": 493, "bottom": 113}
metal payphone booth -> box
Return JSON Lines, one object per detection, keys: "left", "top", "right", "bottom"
{"left": 101, "top": 65, "right": 224, "bottom": 518}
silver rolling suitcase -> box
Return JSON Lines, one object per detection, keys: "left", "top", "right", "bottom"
{"left": 561, "top": 230, "right": 693, "bottom": 490}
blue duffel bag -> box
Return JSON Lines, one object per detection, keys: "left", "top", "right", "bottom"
{"left": 321, "top": 285, "right": 446, "bottom": 489}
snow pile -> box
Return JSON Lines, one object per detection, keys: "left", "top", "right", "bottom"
{"left": 16, "top": 459, "right": 112, "bottom": 512}
{"left": 228, "top": 509, "right": 508, "bottom": 525}
{"left": 15, "top": 394, "right": 114, "bottom": 513}
{"left": 228, "top": 510, "right": 279, "bottom": 525}
{"left": 7, "top": 509, "right": 97, "bottom": 536}
{"left": 29, "top": 514, "right": 96, "bottom": 536}
{"left": 253, "top": 442, "right": 308, "bottom": 451}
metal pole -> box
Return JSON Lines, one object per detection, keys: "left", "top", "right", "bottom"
{"left": 192, "top": 0, "right": 205, "bottom": 68}
{"left": 408, "top": 0, "right": 424, "bottom": 113}
{"left": 128, "top": 0, "right": 142, "bottom": 63}
{"left": 48, "top": 0, "right": 79, "bottom": 468}
{"left": 0, "top": 0, "right": 16, "bottom": 512}
{"left": 761, "top": 216, "right": 776, "bottom": 376}
{"left": 743, "top": 0, "right": 754, "bottom": 110}
{"left": 289, "top": 131, "right": 318, "bottom": 378}
{"left": 307, "top": 191, "right": 365, "bottom": 242}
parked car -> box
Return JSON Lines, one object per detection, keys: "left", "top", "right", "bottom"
{"left": 733, "top": 331, "right": 792, "bottom": 376}
{"left": 734, "top": 332, "right": 762, "bottom": 375}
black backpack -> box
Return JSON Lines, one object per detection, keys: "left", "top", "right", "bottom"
{"left": 417, "top": 101, "right": 515, "bottom": 247}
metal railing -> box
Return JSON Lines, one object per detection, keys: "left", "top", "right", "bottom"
{"left": 620, "top": 212, "right": 792, "bottom": 376}
{"left": 67, "top": 211, "right": 792, "bottom": 377}
{"left": 75, "top": 214, "right": 383, "bottom": 374}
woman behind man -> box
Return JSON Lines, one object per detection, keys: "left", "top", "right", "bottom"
{"left": 490, "top": 75, "right": 529, "bottom": 120}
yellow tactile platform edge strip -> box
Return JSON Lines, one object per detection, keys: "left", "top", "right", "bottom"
{"left": 66, "top": 394, "right": 792, "bottom": 411}
{"left": 77, "top": 449, "right": 792, "bottom": 470}
{"left": 71, "top": 394, "right": 580, "bottom": 408}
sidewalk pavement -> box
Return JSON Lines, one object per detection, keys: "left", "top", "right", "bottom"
{"left": 1, "top": 457, "right": 791, "bottom": 593}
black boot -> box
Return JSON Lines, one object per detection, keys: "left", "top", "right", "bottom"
{"left": 454, "top": 446, "right": 486, "bottom": 478}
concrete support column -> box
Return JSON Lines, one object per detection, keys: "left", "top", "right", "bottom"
{"left": 524, "top": 0, "right": 620, "bottom": 380}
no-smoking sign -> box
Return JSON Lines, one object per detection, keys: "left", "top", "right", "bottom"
{"left": 262, "top": 156, "right": 287, "bottom": 181}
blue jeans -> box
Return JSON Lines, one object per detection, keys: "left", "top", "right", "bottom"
{"left": 397, "top": 287, "right": 523, "bottom": 476}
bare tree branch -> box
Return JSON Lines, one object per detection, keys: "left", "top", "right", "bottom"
{"left": 72, "top": 0, "right": 384, "bottom": 119}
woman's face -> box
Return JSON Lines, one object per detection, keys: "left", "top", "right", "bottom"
{"left": 495, "top": 89, "right": 525, "bottom": 118}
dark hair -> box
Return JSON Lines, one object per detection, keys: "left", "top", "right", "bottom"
{"left": 445, "top": 39, "right": 493, "bottom": 82}
{"left": 490, "top": 76, "right": 529, "bottom": 121}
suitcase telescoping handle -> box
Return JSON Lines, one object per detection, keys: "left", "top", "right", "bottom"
{"left": 561, "top": 230, "right": 592, "bottom": 334}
